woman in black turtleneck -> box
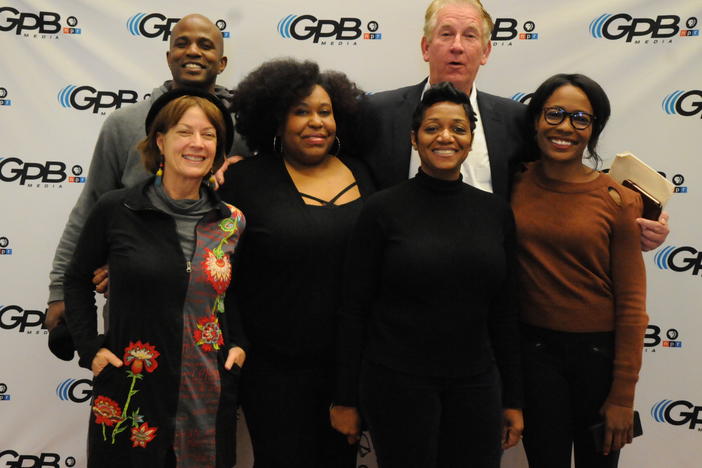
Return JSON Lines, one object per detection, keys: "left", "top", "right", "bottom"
{"left": 332, "top": 82, "right": 523, "bottom": 468}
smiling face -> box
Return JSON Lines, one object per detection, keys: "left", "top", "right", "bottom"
{"left": 421, "top": 3, "right": 492, "bottom": 94}
{"left": 535, "top": 84, "right": 593, "bottom": 164}
{"left": 281, "top": 85, "right": 336, "bottom": 166}
{"left": 157, "top": 105, "right": 217, "bottom": 187}
{"left": 412, "top": 101, "right": 472, "bottom": 180}
{"left": 167, "top": 14, "right": 227, "bottom": 92}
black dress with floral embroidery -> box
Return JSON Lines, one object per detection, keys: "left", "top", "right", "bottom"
{"left": 64, "top": 178, "right": 246, "bottom": 468}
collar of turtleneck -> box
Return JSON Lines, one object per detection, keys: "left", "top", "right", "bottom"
{"left": 414, "top": 168, "right": 464, "bottom": 194}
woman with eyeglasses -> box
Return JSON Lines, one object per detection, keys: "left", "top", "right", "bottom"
{"left": 511, "top": 74, "right": 648, "bottom": 468}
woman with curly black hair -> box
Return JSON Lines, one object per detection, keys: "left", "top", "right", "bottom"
{"left": 218, "top": 58, "right": 373, "bottom": 468}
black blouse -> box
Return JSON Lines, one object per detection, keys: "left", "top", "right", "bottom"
{"left": 219, "top": 153, "right": 375, "bottom": 370}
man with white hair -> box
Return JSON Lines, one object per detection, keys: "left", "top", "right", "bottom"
{"left": 358, "top": 0, "right": 668, "bottom": 242}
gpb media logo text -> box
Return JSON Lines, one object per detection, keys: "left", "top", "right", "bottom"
{"left": 56, "top": 378, "right": 93, "bottom": 403}
{"left": 0, "top": 157, "right": 85, "bottom": 185}
{"left": 492, "top": 18, "right": 538, "bottom": 41}
{"left": 590, "top": 14, "right": 698, "bottom": 41}
{"left": 654, "top": 245, "right": 702, "bottom": 276}
{"left": 58, "top": 85, "right": 138, "bottom": 114}
{"left": 0, "top": 305, "right": 47, "bottom": 334}
{"left": 662, "top": 90, "right": 702, "bottom": 118}
{"left": 652, "top": 399, "right": 702, "bottom": 430}
{"left": 0, "top": 450, "right": 76, "bottom": 468}
{"left": 278, "top": 15, "right": 381, "bottom": 43}
{"left": 0, "top": 7, "right": 80, "bottom": 35}
{"left": 644, "top": 325, "right": 682, "bottom": 350}
{"left": 127, "top": 13, "right": 230, "bottom": 41}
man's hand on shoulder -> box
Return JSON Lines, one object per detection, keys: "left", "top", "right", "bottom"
{"left": 214, "top": 155, "right": 244, "bottom": 189}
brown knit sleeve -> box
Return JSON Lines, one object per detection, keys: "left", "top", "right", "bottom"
{"left": 606, "top": 187, "right": 648, "bottom": 407}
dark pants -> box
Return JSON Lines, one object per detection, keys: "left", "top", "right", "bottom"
{"left": 359, "top": 359, "right": 503, "bottom": 468}
{"left": 240, "top": 365, "right": 357, "bottom": 468}
{"left": 521, "top": 324, "right": 621, "bottom": 468}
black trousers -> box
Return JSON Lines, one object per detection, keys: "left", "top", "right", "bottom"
{"left": 240, "top": 365, "right": 357, "bottom": 468}
{"left": 359, "top": 359, "right": 503, "bottom": 468}
{"left": 521, "top": 324, "right": 621, "bottom": 468}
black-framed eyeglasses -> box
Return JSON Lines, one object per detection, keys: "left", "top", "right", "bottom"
{"left": 542, "top": 106, "right": 595, "bottom": 130}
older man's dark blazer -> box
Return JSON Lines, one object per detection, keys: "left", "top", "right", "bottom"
{"left": 358, "top": 80, "right": 530, "bottom": 200}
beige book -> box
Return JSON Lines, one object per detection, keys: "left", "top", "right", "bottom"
{"left": 608, "top": 152, "right": 675, "bottom": 207}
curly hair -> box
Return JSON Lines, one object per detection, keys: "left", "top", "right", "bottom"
{"left": 231, "top": 58, "right": 364, "bottom": 156}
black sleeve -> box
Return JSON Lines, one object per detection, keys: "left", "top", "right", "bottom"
{"left": 219, "top": 171, "right": 250, "bottom": 352}
{"left": 335, "top": 199, "right": 384, "bottom": 406}
{"left": 63, "top": 194, "right": 116, "bottom": 369}
{"left": 224, "top": 227, "right": 249, "bottom": 352}
{"left": 488, "top": 205, "right": 523, "bottom": 409}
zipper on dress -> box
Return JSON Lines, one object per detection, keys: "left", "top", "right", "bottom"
{"left": 186, "top": 260, "right": 192, "bottom": 273}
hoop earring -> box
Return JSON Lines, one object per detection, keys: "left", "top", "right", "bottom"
{"left": 333, "top": 136, "right": 341, "bottom": 156}
{"left": 273, "top": 135, "right": 282, "bottom": 153}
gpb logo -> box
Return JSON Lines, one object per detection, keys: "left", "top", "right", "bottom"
{"left": 127, "top": 13, "right": 180, "bottom": 41}
{"left": 492, "top": 18, "right": 538, "bottom": 41}
{"left": 0, "top": 305, "right": 47, "bottom": 333}
{"left": 0, "top": 382, "right": 9, "bottom": 401}
{"left": 662, "top": 90, "right": 702, "bottom": 118}
{"left": 277, "top": 15, "right": 381, "bottom": 43}
{"left": 126, "top": 14, "right": 229, "bottom": 41}
{"left": 0, "top": 7, "right": 79, "bottom": 36}
{"left": 644, "top": 325, "right": 682, "bottom": 349}
{"left": 0, "top": 157, "right": 85, "bottom": 185}
{"left": 0, "top": 7, "right": 59, "bottom": 35}
{"left": 651, "top": 400, "right": 702, "bottom": 430}
{"left": 58, "top": 85, "right": 138, "bottom": 114}
{"left": 0, "top": 87, "right": 10, "bottom": 106}
{"left": 589, "top": 14, "right": 699, "bottom": 41}
{"left": 0, "top": 236, "right": 11, "bottom": 255}
{"left": 0, "top": 451, "right": 76, "bottom": 468}
{"left": 654, "top": 245, "right": 702, "bottom": 275}
{"left": 56, "top": 378, "right": 93, "bottom": 403}
{"left": 510, "top": 92, "right": 533, "bottom": 104}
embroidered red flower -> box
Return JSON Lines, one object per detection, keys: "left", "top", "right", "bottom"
{"left": 130, "top": 422, "right": 158, "bottom": 448}
{"left": 202, "top": 248, "right": 231, "bottom": 295}
{"left": 123, "top": 341, "right": 160, "bottom": 374}
{"left": 92, "top": 395, "right": 122, "bottom": 426}
{"left": 193, "top": 315, "right": 224, "bottom": 351}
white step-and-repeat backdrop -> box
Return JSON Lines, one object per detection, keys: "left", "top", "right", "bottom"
{"left": 1, "top": 1, "right": 700, "bottom": 467}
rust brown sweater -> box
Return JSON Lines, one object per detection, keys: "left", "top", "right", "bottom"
{"left": 511, "top": 162, "right": 648, "bottom": 407}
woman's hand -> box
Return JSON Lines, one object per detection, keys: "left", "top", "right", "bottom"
{"left": 224, "top": 346, "right": 246, "bottom": 370}
{"left": 600, "top": 402, "right": 634, "bottom": 455}
{"left": 502, "top": 408, "right": 524, "bottom": 449}
{"left": 92, "top": 265, "right": 109, "bottom": 297}
{"left": 637, "top": 212, "right": 669, "bottom": 251}
{"left": 91, "top": 347, "right": 122, "bottom": 377}
{"left": 330, "top": 405, "right": 361, "bottom": 445}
